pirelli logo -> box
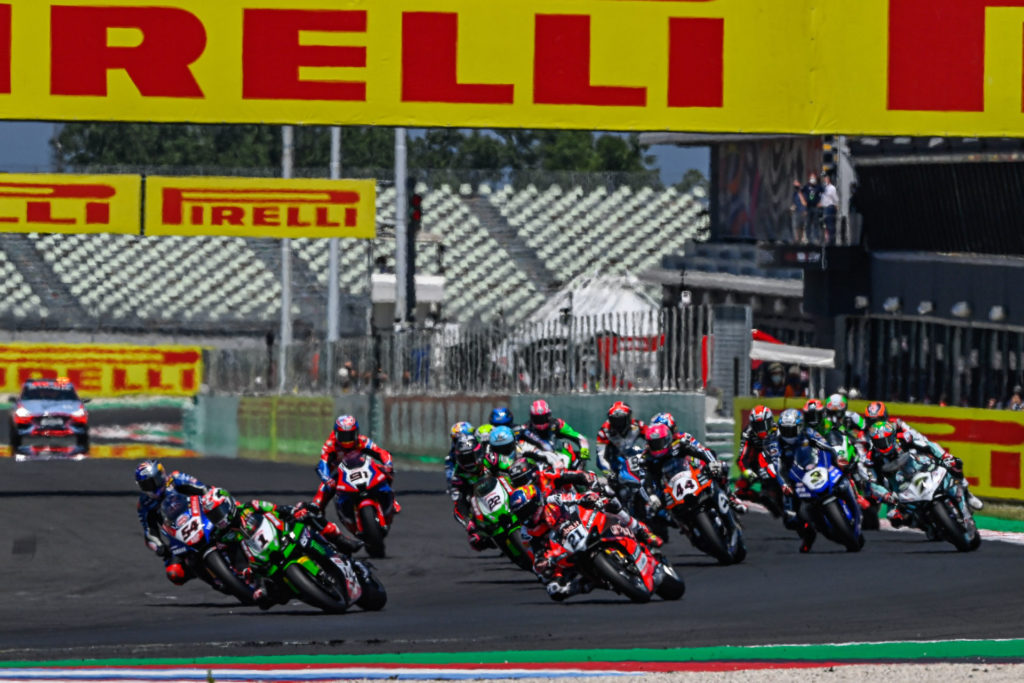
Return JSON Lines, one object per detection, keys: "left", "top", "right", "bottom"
{"left": 145, "top": 177, "right": 376, "bottom": 239}
{"left": 0, "top": 174, "right": 141, "bottom": 234}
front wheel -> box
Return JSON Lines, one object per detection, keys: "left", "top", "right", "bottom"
{"left": 591, "top": 548, "right": 651, "bottom": 603}
{"left": 354, "top": 562, "right": 387, "bottom": 611}
{"left": 931, "top": 501, "right": 972, "bottom": 552}
{"left": 500, "top": 529, "right": 534, "bottom": 571}
{"left": 9, "top": 422, "right": 21, "bottom": 450}
{"left": 654, "top": 560, "right": 686, "bottom": 600}
{"left": 823, "top": 499, "right": 861, "bottom": 552}
{"left": 284, "top": 563, "right": 350, "bottom": 613}
{"left": 358, "top": 506, "right": 386, "bottom": 558}
{"left": 693, "top": 510, "right": 733, "bottom": 564}
{"left": 203, "top": 549, "right": 254, "bottom": 605}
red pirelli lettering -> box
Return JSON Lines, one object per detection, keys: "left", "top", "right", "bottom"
{"left": 0, "top": 4, "right": 9, "bottom": 95}
{"left": 243, "top": 9, "right": 366, "bottom": 101}
{"left": 50, "top": 6, "right": 206, "bottom": 97}
{"left": 668, "top": 17, "right": 723, "bottom": 107}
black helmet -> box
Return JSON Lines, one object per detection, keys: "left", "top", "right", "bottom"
{"left": 803, "top": 399, "right": 825, "bottom": 430}
{"left": 454, "top": 433, "right": 479, "bottom": 470}
{"left": 870, "top": 422, "right": 898, "bottom": 458}
{"left": 508, "top": 458, "right": 538, "bottom": 488}
{"left": 607, "top": 401, "right": 632, "bottom": 434}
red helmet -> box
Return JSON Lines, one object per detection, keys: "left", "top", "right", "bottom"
{"left": 803, "top": 398, "right": 825, "bottom": 430}
{"left": 749, "top": 405, "right": 774, "bottom": 439}
{"left": 870, "top": 421, "right": 897, "bottom": 456}
{"left": 529, "top": 399, "right": 552, "bottom": 432}
{"left": 865, "top": 401, "right": 888, "bottom": 424}
{"left": 334, "top": 414, "right": 359, "bottom": 449}
{"left": 646, "top": 423, "right": 672, "bottom": 459}
{"left": 607, "top": 401, "right": 632, "bottom": 434}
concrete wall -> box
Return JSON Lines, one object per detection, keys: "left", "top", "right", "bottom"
{"left": 382, "top": 395, "right": 510, "bottom": 460}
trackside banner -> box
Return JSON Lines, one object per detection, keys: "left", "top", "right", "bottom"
{"left": 3, "top": 0, "right": 1024, "bottom": 136}
{"left": 0, "top": 173, "right": 140, "bottom": 234}
{"left": 0, "top": 342, "right": 203, "bottom": 397}
{"left": 144, "top": 176, "right": 377, "bottom": 239}
{"left": 734, "top": 397, "right": 1024, "bottom": 503}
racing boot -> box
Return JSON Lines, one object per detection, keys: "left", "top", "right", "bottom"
{"left": 798, "top": 523, "right": 816, "bottom": 553}
{"left": 321, "top": 522, "right": 365, "bottom": 555}
{"left": 733, "top": 476, "right": 757, "bottom": 502}
{"left": 887, "top": 507, "right": 907, "bottom": 529}
{"left": 636, "top": 524, "right": 664, "bottom": 549}
{"left": 727, "top": 492, "right": 748, "bottom": 514}
{"left": 966, "top": 491, "right": 984, "bottom": 511}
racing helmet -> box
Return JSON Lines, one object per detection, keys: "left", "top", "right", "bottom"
{"left": 650, "top": 412, "right": 677, "bottom": 434}
{"left": 453, "top": 433, "right": 480, "bottom": 470}
{"left": 607, "top": 401, "right": 632, "bottom": 435}
{"left": 777, "top": 409, "right": 804, "bottom": 444}
{"left": 449, "top": 421, "right": 473, "bottom": 442}
{"left": 201, "top": 488, "right": 237, "bottom": 530}
{"left": 529, "top": 399, "right": 553, "bottom": 433}
{"left": 645, "top": 423, "right": 673, "bottom": 460}
{"left": 490, "top": 407, "right": 514, "bottom": 427}
{"left": 749, "top": 405, "right": 774, "bottom": 439}
{"left": 134, "top": 460, "right": 166, "bottom": 498}
{"left": 865, "top": 401, "right": 888, "bottom": 425}
{"left": 334, "top": 414, "right": 359, "bottom": 449}
{"left": 509, "top": 484, "right": 541, "bottom": 522}
{"left": 803, "top": 398, "right": 825, "bottom": 431}
{"left": 489, "top": 426, "right": 516, "bottom": 457}
{"left": 508, "top": 457, "right": 539, "bottom": 488}
{"left": 475, "top": 423, "right": 494, "bottom": 445}
{"left": 869, "top": 422, "right": 898, "bottom": 458}
{"left": 239, "top": 509, "right": 263, "bottom": 537}
{"left": 825, "top": 393, "right": 848, "bottom": 424}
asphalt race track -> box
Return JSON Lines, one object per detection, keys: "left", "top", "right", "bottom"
{"left": 2, "top": 448, "right": 1024, "bottom": 662}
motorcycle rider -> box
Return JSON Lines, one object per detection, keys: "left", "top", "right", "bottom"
{"left": 864, "top": 401, "right": 982, "bottom": 511}
{"left": 642, "top": 423, "right": 747, "bottom": 515}
{"left": 486, "top": 425, "right": 559, "bottom": 473}
{"left": 824, "top": 393, "right": 867, "bottom": 436}
{"left": 777, "top": 408, "right": 836, "bottom": 552}
{"left": 519, "top": 399, "right": 591, "bottom": 463}
{"left": 735, "top": 405, "right": 787, "bottom": 505}
{"left": 595, "top": 401, "right": 646, "bottom": 477}
{"left": 507, "top": 457, "right": 605, "bottom": 499}
{"left": 649, "top": 413, "right": 745, "bottom": 513}
{"left": 802, "top": 399, "right": 827, "bottom": 434}
{"left": 509, "top": 482, "right": 663, "bottom": 601}
{"left": 134, "top": 459, "right": 209, "bottom": 585}
{"left": 445, "top": 421, "right": 474, "bottom": 486}
{"left": 449, "top": 433, "right": 490, "bottom": 528}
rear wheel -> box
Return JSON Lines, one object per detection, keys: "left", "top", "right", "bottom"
{"left": 693, "top": 511, "right": 733, "bottom": 564}
{"left": 931, "top": 501, "right": 972, "bottom": 552}
{"left": 823, "top": 499, "right": 861, "bottom": 552}
{"left": 359, "top": 506, "right": 385, "bottom": 558}
{"left": 592, "top": 548, "right": 651, "bottom": 603}
{"left": 203, "top": 549, "right": 255, "bottom": 605}
{"left": 284, "top": 563, "right": 350, "bottom": 613}
{"left": 862, "top": 503, "right": 881, "bottom": 530}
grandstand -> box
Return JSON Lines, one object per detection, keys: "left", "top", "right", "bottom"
{"left": 0, "top": 180, "right": 709, "bottom": 337}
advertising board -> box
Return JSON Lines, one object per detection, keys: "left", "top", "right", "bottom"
{"left": 0, "top": 173, "right": 140, "bottom": 234}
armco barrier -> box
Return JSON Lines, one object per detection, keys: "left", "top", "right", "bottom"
{"left": 733, "top": 397, "right": 1024, "bottom": 503}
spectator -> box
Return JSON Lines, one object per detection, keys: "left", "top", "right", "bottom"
{"left": 1008, "top": 386, "right": 1024, "bottom": 411}
{"left": 820, "top": 173, "right": 839, "bottom": 245}
{"left": 759, "top": 362, "right": 787, "bottom": 398}
{"left": 986, "top": 397, "right": 999, "bottom": 410}
{"left": 784, "top": 365, "right": 807, "bottom": 398}
{"left": 801, "top": 173, "right": 823, "bottom": 244}
{"left": 790, "top": 179, "right": 808, "bottom": 244}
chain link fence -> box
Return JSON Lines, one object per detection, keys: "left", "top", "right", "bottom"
{"left": 204, "top": 306, "right": 711, "bottom": 396}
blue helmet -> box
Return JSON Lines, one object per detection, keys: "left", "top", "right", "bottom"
{"left": 135, "top": 459, "right": 166, "bottom": 498}
{"left": 489, "top": 425, "right": 516, "bottom": 455}
{"left": 778, "top": 409, "right": 804, "bottom": 444}
{"left": 651, "top": 412, "right": 676, "bottom": 433}
{"left": 490, "top": 407, "right": 513, "bottom": 427}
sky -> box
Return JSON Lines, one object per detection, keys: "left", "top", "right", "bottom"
{"left": 0, "top": 122, "right": 710, "bottom": 185}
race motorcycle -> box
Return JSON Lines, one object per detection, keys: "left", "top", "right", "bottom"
{"left": 828, "top": 430, "right": 880, "bottom": 530}
{"left": 332, "top": 454, "right": 396, "bottom": 558}
{"left": 159, "top": 492, "right": 254, "bottom": 604}
{"left": 737, "top": 440, "right": 786, "bottom": 518}
{"left": 891, "top": 452, "right": 982, "bottom": 552}
{"left": 520, "top": 432, "right": 584, "bottom": 471}
{"left": 240, "top": 508, "right": 387, "bottom": 613}
{"left": 787, "top": 446, "right": 865, "bottom": 552}
{"left": 660, "top": 456, "right": 746, "bottom": 565}
{"left": 469, "top": 475, "right": 533, "bottom": 570}
{"left": 541, "top": 501, "right": 685, "bottom": 603}
{"left": 611, "top": 443, "right": 670, "bottom": 537}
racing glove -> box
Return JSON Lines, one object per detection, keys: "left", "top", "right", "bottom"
{"left": 647, "top": 495, "right": 663, "bottom": 513}
{"left": 780, "top": 483, "right": 794, "bottom": 497}
{"left": 580, "top": 446, "right": 591, "bottom": 460}
{"left": 145, "top": 533, "right": 165, "bottom": 556}
{"left": 881, "top": 492, "right": 899, "bottom": 505}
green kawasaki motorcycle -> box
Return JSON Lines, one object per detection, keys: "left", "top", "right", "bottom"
{"left": 470, "top": 475, "right": 534, "bottom": 571}
{"left": 240, "top": 510, "right": 387, "bottom": 613}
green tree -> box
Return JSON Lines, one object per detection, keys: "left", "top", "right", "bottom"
{"left": 677, "top": 168, "right": 709, "bottom": 194}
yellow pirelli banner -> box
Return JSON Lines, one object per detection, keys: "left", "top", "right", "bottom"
{"left": 0, "top": 173, "right": 140, "bottom": 234}
{"left": 734, "top": 397, "right": 1024, "bottom": 503}
{"left": 2, "top": 0, "right": 1024, "bottom": 136}
{"left": 144, "top": 176, "right": 377, "bottom": 239}
{"left": 0, "top": 342, "right": 203, "bottom": 397}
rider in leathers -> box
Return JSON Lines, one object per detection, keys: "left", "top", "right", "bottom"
{"left": 777, "top": 408, "right": 836, "bottom": 552}
{"left": 595, "top": 401, "right": 647, "bottom": 477}
{"left": 735, "top": 405, "right": 788, "bottom": 507}
{"left": 519, "top": 399, "right": 591, "bottom": 463}
{"left": 134, "top": 459, "right": 208, "bottom": 585}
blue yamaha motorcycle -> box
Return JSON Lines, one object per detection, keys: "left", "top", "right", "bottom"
{"left": 787, "top": 446, "right": 864, "bottom": 552}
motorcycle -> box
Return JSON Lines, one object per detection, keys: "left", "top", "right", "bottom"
{"left": 469, "top": 475, "right": 534, "bottom": 571}
{"left": 611, "top": 443, "right": 670, "bottom": 538}
{"left": 892, "top": 452, "right": 982, "bottom": 552}
{"left": 543, "top": 501, "right": 685, "bottom": 603}
{"left": 333, "top": 454, "right": 396, "bottom": 558}
{"left": 159, "top": 492, "right": 255, "bottom": 604}
{"left": 660, "top": 456, "right": 746, "bottom": 565}
{"left": 787, "top": 446, "right": 865, "bottom": 552}
{"left": 240, "top": 509, "right": 387, "bottom": 613}
{"left": 827, "top": 430, "right": 880, "bottom": 530}
{"left": 521, "top": 432, "right": 584, "bottom": 471}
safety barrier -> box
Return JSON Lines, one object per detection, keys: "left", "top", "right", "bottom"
{"left": 733, "top": 397, "right": 1024, "bottom": 502}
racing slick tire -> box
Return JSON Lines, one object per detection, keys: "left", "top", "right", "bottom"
{"left": 359, "top": 506, "right": 386, "bottom": 558}
{"left": 285, "top": 563, "right": 350, "bottom": 613}
{"left": 823, "top": 499, "right": 862, "bottom": 552}
{"left": 593, "top": 547, "right": 651, "bottom": 603}
{"left": 694, "top": 510, "right": 734, "bottom": 564}
{"left": 931, "top": 501, "right": 972, "bottom": 552}
{"left": 202, "top": 548, "right": 255, "bottom": 606}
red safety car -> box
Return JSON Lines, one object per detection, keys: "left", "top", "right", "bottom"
{"left": 8, "top": 377, "right": 90, "bottom": 452}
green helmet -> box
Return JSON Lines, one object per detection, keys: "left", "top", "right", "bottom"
{"left": 475, "top": 423, "right": 494, "bottom": 445}
{"left": 825, "top": 393, "right": 848, "bottom": 423}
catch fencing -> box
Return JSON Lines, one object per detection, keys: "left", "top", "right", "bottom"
{"left": 204, "top": 306, "right": 712, "bottom": 396}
